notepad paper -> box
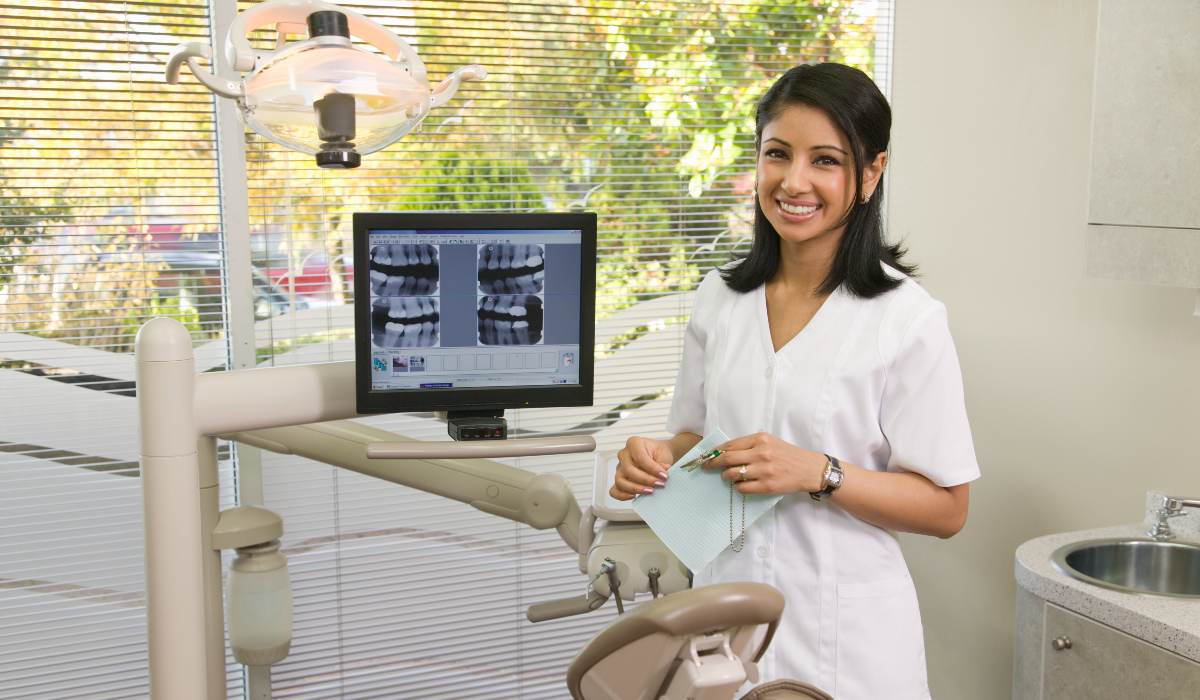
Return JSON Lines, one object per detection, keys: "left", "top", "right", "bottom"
{"left": 633, "top": 428, "right": 784, "bottom": 573}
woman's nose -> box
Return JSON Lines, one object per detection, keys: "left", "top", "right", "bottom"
{"left": 780, "top": 163, "right": 812, "bottom": 195}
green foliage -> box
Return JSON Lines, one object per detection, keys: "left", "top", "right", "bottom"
{"left": 126, "top": 292, "right": 204, "bottom": 341}
{"left": 396, "top": 0, "right": 881, "bottom": 314}
{"left": 387, "top": 150, "right": 546, "bottom": 211}
{"left": 1, "top": 0, "right": 884, "bottom": 342}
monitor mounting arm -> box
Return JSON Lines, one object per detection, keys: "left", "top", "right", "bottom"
{"left": 223, "top": 420, "right": 589, "bottom": 553}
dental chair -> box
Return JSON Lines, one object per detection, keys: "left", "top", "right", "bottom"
{"left": 136, "top": 319, "right": 833, "bottom": 700}
{"left": 567, "top": 580, "right": 830, "bottom": 700}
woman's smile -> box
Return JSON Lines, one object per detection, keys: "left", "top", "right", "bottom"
{"left": 775, "top": 198, "right": 821, "bottom": 221}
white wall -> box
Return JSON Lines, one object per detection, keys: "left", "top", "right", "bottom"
{"left": 888, "top": 1, "right": 1200, "bottom": 697}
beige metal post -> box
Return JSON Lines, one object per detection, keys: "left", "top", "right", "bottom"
{"left": 136, "top": 318, "right": 208, "bottom": 700}
{"left": 198, "top": 437, "right": 227, "bottom": 699}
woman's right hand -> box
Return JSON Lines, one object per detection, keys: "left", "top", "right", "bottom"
{"left": 609, "top": 436, "right": 674, "bottom": 501}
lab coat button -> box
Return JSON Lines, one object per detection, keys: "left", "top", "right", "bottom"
{"left": 756, "top": 546, "right": 770, "bottom": 559}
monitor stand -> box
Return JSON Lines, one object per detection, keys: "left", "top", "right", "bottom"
{"left": 446, "top": 409, "right": 507, "bottom": 441}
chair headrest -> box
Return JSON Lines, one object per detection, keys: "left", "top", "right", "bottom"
{"left": 566, "top": 582, "right": 785, "bottom": 700}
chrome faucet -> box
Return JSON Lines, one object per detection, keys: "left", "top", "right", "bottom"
{"left": 1147, "top": 494, "right": 1200, "bottom": 541}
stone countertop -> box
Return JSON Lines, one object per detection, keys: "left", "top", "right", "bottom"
{"left": 1015, "top": 524, "right": 1200, "bottom": 662}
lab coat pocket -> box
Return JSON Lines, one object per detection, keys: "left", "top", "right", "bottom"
{"left": 834, "top": 576, "right": 929, "bottom": 700}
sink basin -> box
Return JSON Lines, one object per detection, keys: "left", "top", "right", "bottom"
{"left": 1051, "top": 538, "right": 1200, "bottom": 598}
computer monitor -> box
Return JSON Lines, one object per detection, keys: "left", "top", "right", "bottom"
{"left": 354, "top": 211, "right": 596, "bottom": 415}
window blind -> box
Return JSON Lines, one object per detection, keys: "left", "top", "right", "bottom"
{"left": 0, "top": 1, "right": 244, "bottom": 698}
{"left": 246, "top": 1, "right": 893, "bottom": 698}
{"left": 0, "top": 0, "right": 892, "bottom": 697}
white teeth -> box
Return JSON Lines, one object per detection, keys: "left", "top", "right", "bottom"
{"left": 779, "top": 201, "right": 817, "bottom": 215}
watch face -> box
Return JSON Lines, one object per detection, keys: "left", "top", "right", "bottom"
{"left": 828, "top": 466, "right": 844, "bottom": 489}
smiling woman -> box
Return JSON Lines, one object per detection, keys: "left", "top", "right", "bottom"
{"left": 611, "top": 63, "right": 978, "bottom": 700}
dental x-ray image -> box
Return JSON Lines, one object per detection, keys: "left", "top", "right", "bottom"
{"left": 477, "top": 243, "right": 544, "bottom": 294}
{"left": 370, "top": 244, "right": 440, "bottom": 295}
{"left": 371, "top": 297, "right": 440, "bottom": 348}
{"left": 478, "top": 294, "right": 543, "bottom": 346}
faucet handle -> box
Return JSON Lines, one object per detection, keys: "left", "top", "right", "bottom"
{"left": 1159, "top": 495, "right": 1200, "bottom": 514}
{"left": 1145, "top": 492, "right": 1200, "bottom": 540}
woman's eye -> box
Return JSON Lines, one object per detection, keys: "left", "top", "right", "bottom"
{"left": 815, "top": 155, "right": 840, "bottom": 166}
{"left": 763, "top": 148, "right": 788, "bottom": 159}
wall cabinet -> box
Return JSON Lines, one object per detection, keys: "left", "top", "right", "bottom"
{"left": 1086, "top": 0, "right": 1200, "bottom": 286}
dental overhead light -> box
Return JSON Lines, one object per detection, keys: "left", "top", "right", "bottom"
{"left": 165, "top": 0, "right": 485, "bottom": 168}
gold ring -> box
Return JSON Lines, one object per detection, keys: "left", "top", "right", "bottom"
{"left": 738, "top": 465, "right": 748, "bottom": 481}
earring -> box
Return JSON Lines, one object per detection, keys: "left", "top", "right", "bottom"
{"left": 861, "top": 192, "right": 872, "bottom": 204}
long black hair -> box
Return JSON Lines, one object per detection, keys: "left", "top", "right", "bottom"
{"left": 721, "top": 63, "right": 915, "bottom": 298}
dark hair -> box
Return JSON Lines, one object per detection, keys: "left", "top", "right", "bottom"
{"left": 721, "top": 63, "right": 915, "bottom": 298}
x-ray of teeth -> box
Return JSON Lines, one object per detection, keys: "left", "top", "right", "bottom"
{"left": 371, "top": 297, "right": 440, "bottom": 348}
{"left": 478, "top": 294, "right": 543, "bottom": 346}
{"left": 370, "top": 244, "right": 440, "bottom": 296}
{"left": 478, "top": 243, "right": 545, "bottom": 295}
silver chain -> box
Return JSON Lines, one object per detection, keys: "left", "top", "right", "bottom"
{"left": 730, "top": 480, "right": 745, "bottom": 552}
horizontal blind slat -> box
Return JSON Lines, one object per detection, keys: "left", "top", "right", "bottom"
{"left": 0, "top": 1, "right": 891, "bottom": 697}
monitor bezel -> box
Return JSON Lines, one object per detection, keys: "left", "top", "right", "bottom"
{"left": 353, "top": 211, "right": 596, "bottom": 415}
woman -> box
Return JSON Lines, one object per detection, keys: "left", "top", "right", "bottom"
{"left": 610, "top": 63, "right": 979, "bottom": 700}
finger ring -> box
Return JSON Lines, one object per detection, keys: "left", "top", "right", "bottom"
{"left": 738, "top": 465, "right": 748, "bottom": 481}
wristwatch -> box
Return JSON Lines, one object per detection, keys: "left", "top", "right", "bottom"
{"left": 809, "top": 454, "right": 843, "bottom": 501}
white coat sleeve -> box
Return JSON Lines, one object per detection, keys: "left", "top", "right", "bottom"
{"left": 879, "top": 302, "right": 980, "bottom": 487}
{"left": 664, "top": 272, "right": 721, "bottom": 436}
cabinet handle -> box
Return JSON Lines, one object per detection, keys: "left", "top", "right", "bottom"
{"left": 1052, "top": 636, "right": 1073, "bottom": 651}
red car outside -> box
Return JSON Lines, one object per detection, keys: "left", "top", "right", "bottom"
{"left": 260, "top": 251, "right": 355, "bottom": 307}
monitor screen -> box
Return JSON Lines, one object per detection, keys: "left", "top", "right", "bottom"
{"left": 354, "top": 212, "right": 596, "bottom": 414}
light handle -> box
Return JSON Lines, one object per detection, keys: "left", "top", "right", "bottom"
{"left": 165, "top": 42, "right": 243, "bottom": 98}
{"left": 430, "top": 65, "right": 488, "bottom": 110}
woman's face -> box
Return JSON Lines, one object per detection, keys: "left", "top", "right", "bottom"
{"left": 756, "top": 104, "right": 882, "bottom": 249}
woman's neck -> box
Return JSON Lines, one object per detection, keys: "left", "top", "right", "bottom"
{"left": 774, "top": 236, "right": 839, "bottom": 298}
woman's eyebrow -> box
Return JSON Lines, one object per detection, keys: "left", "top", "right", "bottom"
{"left": 762, "top": 137, "right": 848, "bottom": 155}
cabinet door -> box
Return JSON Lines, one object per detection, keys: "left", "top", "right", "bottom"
{"left": 1089, "top": 0, "right": 1200, "bottom": 230}
{"left": 1043, "top": 603, "right": 1200, "bottom": 699}
{"left": 1084, "top": 0, "right": 1200, "bottom": 287}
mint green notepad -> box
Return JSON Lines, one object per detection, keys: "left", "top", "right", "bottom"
{"left": 633, "top": 429, "right": 784, "bottom": 573}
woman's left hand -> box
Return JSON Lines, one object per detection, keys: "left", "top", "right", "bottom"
{"left": 705, "top": 432, "right": 827, "bottom": 495}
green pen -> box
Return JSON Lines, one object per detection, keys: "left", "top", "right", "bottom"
{"left": 680, "top": 448, "right": 722, "bottom": 471}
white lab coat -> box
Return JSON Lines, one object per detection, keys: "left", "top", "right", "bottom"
{"left": 665, "top": 267, "right": 980, "bottom": 700}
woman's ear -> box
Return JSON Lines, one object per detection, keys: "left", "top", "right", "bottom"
{"left": 861, "top": 151, "right": 888, "bottom": 202}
